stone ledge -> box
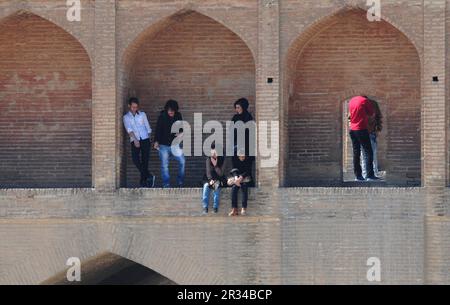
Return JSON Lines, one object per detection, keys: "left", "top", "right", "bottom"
{"left": 0, "top": 186, "right": 426, "bottom": 197}
{"left": 0, "top": 188, "right": 94, "bottom": 196}
{"left": 0, "top": 215, "right": 281, "bottom": 224}
{"left": 281, "top": 187, "right": 424, "bottom": 195}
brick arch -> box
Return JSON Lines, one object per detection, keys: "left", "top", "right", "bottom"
{"left": 282, "top": 6, "right": 421, "bottom": 103}
{"left": 109, "top": 241, "right": 224, "bottom": 285}
{"left": 283, "top": 7, "right": 421, "bottom": 187}
{"left": 120, "top": 8, "right": 256, "bottom": 65}
{"left": 3, "top": 240, "right": 221, "bottom": 285}
{"left": 284, "top": 5, "right": 422, "bottom": 67}
{"left": 38, "top": 250, "right": 218, "bottom": 285}
{"left": 37, "top": 252, "right": 175, "bottom": 285}
{"left": 0, "top": 11, "right": 93, "bottom": 188}
{"left": 119, "top": 9, "right": 256, "bottom": 188}
{"left": 0, "top": 9, "right": 92, "bottom": 62}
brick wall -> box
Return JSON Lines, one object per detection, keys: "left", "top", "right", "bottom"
{"left": 0, "top": 187, "right": 425, "bottom": 284}
{"left": 280, "top": 187, "right": 425, "bottom": 284}
{"left": 1, "top": 0, "right": 450, "bottom": 285}
{"left": 123, "top": 11, "right": 256, "bottom": 187}
{"left": 0, "top": 12, "right": 92, "bottom": 188}
{"left": 286, "top": 10, "right": 421, "bottom": 186}
{"left": 447, "top": 0, "right": 450, "bottom": 190}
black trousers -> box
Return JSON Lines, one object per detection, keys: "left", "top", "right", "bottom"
{"left": 232, "top": 184, "right": 248, "bottom": 209}
{"left": 131, "top": 139, "right": 151, "bottom": 183}
{"left": 350, "top": 130, "right": 374, "bottom": 178}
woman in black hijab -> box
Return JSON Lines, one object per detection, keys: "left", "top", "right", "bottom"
{"left": 231, "top": 98, "right": 255, "bottom": 158}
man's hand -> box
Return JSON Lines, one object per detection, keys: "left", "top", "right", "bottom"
{"left": 154, "top": 142, "right": 160, "bottom": 150}
{"left": 134, "top": 140, "right": 140, "bottom": 148}
{"left": 209, "top": 180, "right": 216, "bottom": 186}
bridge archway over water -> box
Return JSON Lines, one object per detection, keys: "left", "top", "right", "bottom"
{"left": 0, "top": 221, "right": 226, "bottom": 285}
{"left": 41, "top": 253, "right": 176, "bottom": 285}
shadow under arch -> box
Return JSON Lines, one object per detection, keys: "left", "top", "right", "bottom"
{"left": 0, "top": 10, "right": 93, "bottom": 188}
{"left": 41, "top": 252, "right": 177, "bottom": 285}
{"left": 2, "top": 229, "right": 223, "bottom": 285}
{"left": 118, "top": 9, "right": 257, "bottom": 188}
{"left": 282, "top": 6, "right": 422, "bottom": 187}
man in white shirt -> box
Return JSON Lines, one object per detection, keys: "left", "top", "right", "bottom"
{"left": 123, "top": 97, "right": 155, "bottom": 187}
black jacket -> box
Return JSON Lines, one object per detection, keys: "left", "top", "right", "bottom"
{"left": 231, "top": 111, "right": 255, "bottom": 156}
{"left": 231, "top": 111, "right": 253, "bottom": 124}
{"left": 231, "top": 156, "right": 253, "bottom": 180}
{"left": 203, "top": 157, "right": 226, "bottom": 183}
{"left": 155, "top": 111, "right": 183, "bottom": 146}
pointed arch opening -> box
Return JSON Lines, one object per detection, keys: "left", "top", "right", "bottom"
{"left": 119, "top": 10, "right": 256, "bottom": 188}
{"left": 283, "top": 8, "right": 421, "bottom": 187}
{"left": 0, "top": 11, "right": 93, "bottom": 188}
{"left": 41, "top": 252, "right": 176, "bottom": 285}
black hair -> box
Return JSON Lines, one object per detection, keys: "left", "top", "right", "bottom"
{"left": 363, "top": 97, "right": 383, "bottom": 133}
{"left": 371, "top": 100, "right": 383, "bottom": 132}
{"left": 164, "top": 99, "right": 179, "bottom": 112}
{"left": 234, "top": 98, "right": 249, "bottom": 111}
{"left": 128, "top": 97, "right": 140, "bottom": 106}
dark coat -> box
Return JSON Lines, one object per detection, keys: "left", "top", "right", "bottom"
{"left": 203, "top": 157, "right": 226, "bottom": 184}
{"left": 231, "top": 111, "right": 255, "bottom": 156}
{"left": 231, "top": 156, "right": 253, "bottom": 180}
{"left": 155, "top": 111, "right": 183, "bottom": 146}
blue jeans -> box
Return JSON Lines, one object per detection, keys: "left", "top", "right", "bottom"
{"left": 158, "top": 144, "right": 185, "bottom": 188}
{"left": 361, "top": 133, "right": 379, "bottom": 178}
{"left": 202, "top": 183, "right": 221, "bottom": 209}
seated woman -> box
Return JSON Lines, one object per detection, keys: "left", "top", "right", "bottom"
{"left": 227, "top": 149, "right": 253, "bottom": 217}
{"left": 202, "top": 146, "right": 226, "bottom": 215}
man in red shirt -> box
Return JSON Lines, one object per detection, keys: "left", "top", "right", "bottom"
{"left": 348, "top": 96, "right": 379, "bottom": 181}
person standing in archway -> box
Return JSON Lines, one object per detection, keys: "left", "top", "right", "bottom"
{"left": 123, "top": 97, "right": 155, "bottom": 188}
{"left": 348, "top": 96, "right": 380, "bottom": 182}
{"left": 231, "top": 98, "right": 255, "bottom": 159}
{"left": 154, "top": 100, "right": 186, "bottom": 188}
{"left": 361, "top": 98, "right": 383, "bottom": 179}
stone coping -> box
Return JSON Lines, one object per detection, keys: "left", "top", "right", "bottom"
{"left": 0, "top": 186, "right": 425, "bottom": 196}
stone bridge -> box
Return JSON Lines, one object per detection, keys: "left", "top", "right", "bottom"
{"left": 0, "top": 0, "right": 449, "bottom": 284}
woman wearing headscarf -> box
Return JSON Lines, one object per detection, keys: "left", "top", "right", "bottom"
{"left": 230, "top": 98, "right": 255, "bottom": 159}
{"left": 227, "top": 98, "right": 255, "bottom": 216}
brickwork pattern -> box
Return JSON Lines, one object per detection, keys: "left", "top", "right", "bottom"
{"left": 0, "top": 0, "right": 449, "bottom": 285}
{"left": 123, "top": 11, "right": 256, "bottom": 188}
{"left": 0, "top": 12, "right": 92, "bottom": 188}
{"left": 286, "top": 10, "right": 421, "bottom": 186}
